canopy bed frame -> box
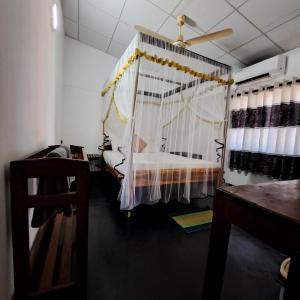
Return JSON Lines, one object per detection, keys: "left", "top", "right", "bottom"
{"left": 100, "top": 32, "right": 233, "bottom": 212}
{"left": 101, "top": 150, "right": 222, "bottom": 188}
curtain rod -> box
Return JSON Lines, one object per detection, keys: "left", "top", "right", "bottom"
{"left": 137, "top": 69, "right": 230, "bottom": 100}
{"left": 137, "top": 75, "right": 224, "bottom": 100}
{"left": 163, "top": 69, "right": 225, "bottom": 98}
{"left": 232, "top": 79, "right": 300, "bottom": 97}
{"left": 140, "top": 32, "right": 232, "bottom": 72}
{"left": 137, "top": 90, "right": 161, "bottom": 99}
{"left": 137, "top": 79, "right": 205, "bottom": 99}
{"left": 139, "top": 73, "right": 181, "bottom": 86}
{"left": 163, "top": 78, "right": 202, "bottom": 98}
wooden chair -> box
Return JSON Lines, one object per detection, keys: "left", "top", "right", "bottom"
{"left": 10, "top": 145, "right": 89, "bottom": 300}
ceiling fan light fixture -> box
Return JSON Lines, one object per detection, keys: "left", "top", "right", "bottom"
{"left": 176, "top": 15, "right": 186, "bottom": 27}
{"left": 134, "top": 15, "right": 233, "bottom": 49}
{"left": 173, "top": 40, "right": 187, "bottom": 48}
{"left": 176, "top": 34, "right": 184, "bottom": 42}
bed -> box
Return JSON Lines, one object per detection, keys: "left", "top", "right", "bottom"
{"left": 102, "top": 150, "right": 221, "bottom": 188}
{"left": 100, "top": 32, "right": 232, "bottom": 210}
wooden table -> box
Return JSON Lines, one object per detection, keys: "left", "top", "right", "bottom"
{"left": 202, "top": 180, "right": 300, "bottom": 300}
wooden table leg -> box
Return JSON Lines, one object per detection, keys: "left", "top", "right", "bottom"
{"left": 202, "top": 218, "right": 231, "bottom": 300}
{"left": 284, "top": 252, "right": 300, "bottom": 300}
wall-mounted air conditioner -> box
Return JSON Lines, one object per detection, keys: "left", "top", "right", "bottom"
{"left": 234, "top": 55, "right": 287, "bottom": 86}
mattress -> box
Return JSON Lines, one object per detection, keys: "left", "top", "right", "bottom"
{"left": 103, "top": 151, "right": 218, "bottom": 174}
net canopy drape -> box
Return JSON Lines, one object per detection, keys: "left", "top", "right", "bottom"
{"left": 101, "top": 33, "right": 232, "bottom": 210}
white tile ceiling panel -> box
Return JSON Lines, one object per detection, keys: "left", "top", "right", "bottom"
{"left": 267, "top": 16, "right": 300, "bottom": 52}
{"left": 79, "top": 0, "right": 118, "bottom": 38}
{"left": 210, "top": 11, "right": 261, "bottom": 51}
{"left": 174, "top": 0, "right": 234, "bottom": 32}
{"left": 120, "top": 0, "right": 169, "bottom": 32}
{"left": 79, "top": 25, "right": 111, "bottom": 52}
{"left": 113, "top": 21, "right": 137, "bottom": 46}
{"left": 62, "top": 0, "right": 78, "bottom": 21}
{"left": 148, "top": 0, "right": 181, "bottom": 14}
{"left": 62, "top": 0, "right": 300, "bottom": 62}
{"left": 189, "top": 42, "right": 226, "bottom": 60}
{"left": 238, "top": 0, "right": 300, "bottom": 32}
{"left": 225, "top": 0, "right": 247, "bottom": 8}
{"left": 85, "top": 0, "right": 126, "bottom": 18}
{"left": 64, "top": 17, "right": 78, "bottom": 39}
{"left": 232, "top": 35, "right": 282, "bottom": 65}
{"left": 217, "top": 53, "right": 245, "bottom": 70}
{"left": 159, "top": 16, "right": 202, "bottom": 42}
{"left": 107, "top": 40, "right": 128, "bottom": 58}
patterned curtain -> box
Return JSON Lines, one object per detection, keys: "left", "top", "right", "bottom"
{"left": 227, "top": 80, "right": 300, "bottom": 179}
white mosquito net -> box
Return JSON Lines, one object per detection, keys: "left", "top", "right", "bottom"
{"left": 101, "top": 33, "right": 232, "bottom": 210}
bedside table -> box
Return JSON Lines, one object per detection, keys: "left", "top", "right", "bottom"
{"left": 87, "top": 154, "right": 102, "bottom": 173}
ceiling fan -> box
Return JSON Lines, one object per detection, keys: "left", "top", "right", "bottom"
{"left": 135, "top": 14, "right": 233, "bottom": 48}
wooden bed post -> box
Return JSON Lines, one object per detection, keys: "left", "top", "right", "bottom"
{"left": 219, "top": 69, "right": 232, "bottom": 187}
{"left": 125, "top": 54, "right": 141, "bottom": 219}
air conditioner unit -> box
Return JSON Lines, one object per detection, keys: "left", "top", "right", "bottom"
{"left": 234, "top": 55, "right": 287, "bottom": 86}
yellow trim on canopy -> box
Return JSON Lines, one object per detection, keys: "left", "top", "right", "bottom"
{"left": 101, "top": 48, "right": 234, "bottom": 97}
{"left": 102, "top": 84, "right": 129, "bottom": 125}
{"left": 187, "top": 106, "right": 224, "bottom": 125}
{"left": 102, "top": 84, "right": 116, "bottom": 123}
{"left": 162, "top": 105, "right": 186, "bottom": 128}
{"left": 161, "top": 92, "right": 224, "bottom": 128}
{"left": 114, "top": 103, "right": 128, "bottom": 123}
{"left": 161, "top": 103, "right": 224, "bottom": 128}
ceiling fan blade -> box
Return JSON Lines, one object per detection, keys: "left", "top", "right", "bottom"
{"left": 184, "top": 15, "right": 197, "bottom": 27}
{"left": 134, "top": 25, "right": 175, "bottom": 44}
{"left": 185, "top": 28, "right": 233, "bottom": 46}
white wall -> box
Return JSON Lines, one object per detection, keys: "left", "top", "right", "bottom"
{"left": 224, "top": 46, "right": 300, "bottom": 185}
{"left": 61, "top": 37, "right": 117, "bottom": 153}
{"left": 53, "top": 1, "right": 65, "bottom": 141}
{"left": 0, "top": 1, "right": 64, "bottom": 299}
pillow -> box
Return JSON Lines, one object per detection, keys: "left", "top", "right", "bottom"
{"left": 132, "top": 134, "right": 147, "bottom": 152}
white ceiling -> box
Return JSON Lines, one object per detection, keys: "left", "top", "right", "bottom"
{"left": 62, "top": 0, "right": 300, "bottom": 70}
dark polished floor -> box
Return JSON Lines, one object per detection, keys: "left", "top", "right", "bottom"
{"left": 87, "top": 173, "right": 286, "bottom": 300}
